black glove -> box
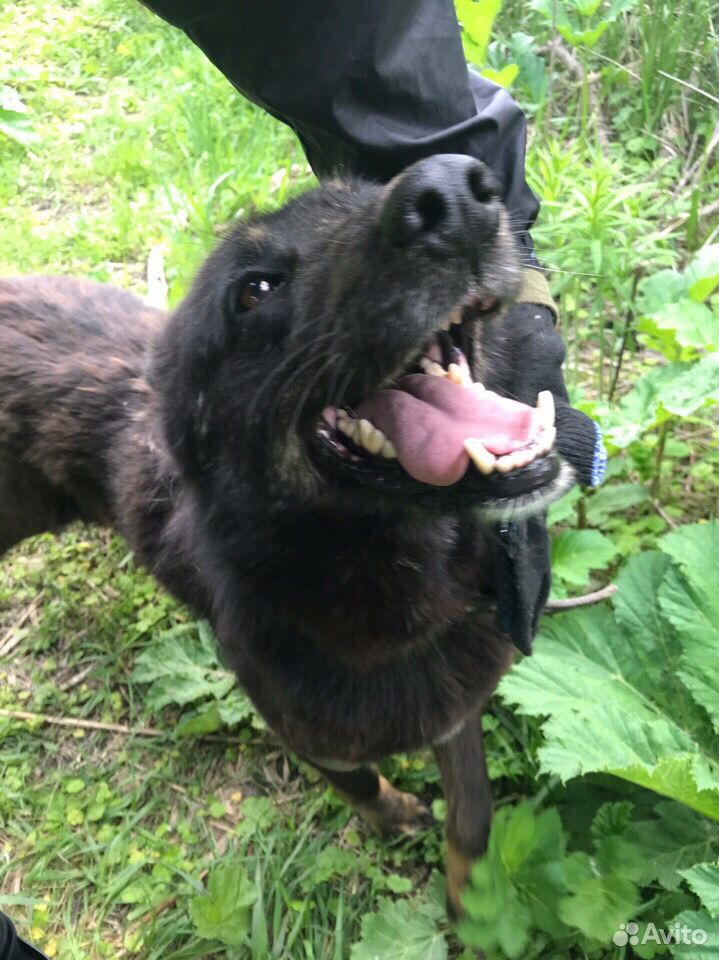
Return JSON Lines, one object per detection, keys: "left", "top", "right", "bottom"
{"left": 489, "top": 269, "right": 607, "bottom": 489}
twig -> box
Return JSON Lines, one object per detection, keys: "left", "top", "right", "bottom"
{"left": 0, "top": 593, "right": 44, "bottom": 658}
{"left": 545, "top": 584, "right": 617, "bottom": 610}
{"left": 0, "top": 708, "right": 166, "bottom": 737}
{"left": 651, "top": 499, "right": 679, "bottom": 531}
{"left": 538, "top": 37, "right": 610, "bottom": 148}
{"left": 0, "top": 708, "right": 243, "bottom": 745}
{"left": 58, "top": 664, "right": 95, "bottom": 692}
{"left": 656, "top": 70, "right": 719, "bottom": 106}
{"left": 658, "top": 197, "right": 719, "bottom": 239}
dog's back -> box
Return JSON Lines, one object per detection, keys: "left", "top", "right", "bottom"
{"left": 0, "top": 276, "right": 164, "bottom": 553}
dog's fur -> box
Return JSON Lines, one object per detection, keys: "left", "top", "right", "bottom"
{"left": 0, "top": 165, "right": 562, "bottom": 914}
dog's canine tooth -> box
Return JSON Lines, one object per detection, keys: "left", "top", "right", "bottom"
{"left": 382, "top": 439, "right": 397, "bottom": 459}
{"left": 539, "top": 425, "right": 556, "bottom": 454}
{"left": 447, "top": 363, "right": 472, "bottom": 388}
{"left": 472, "top": 381, "right": 485, "bottom": 394}
{"left": 449, "top": 308, "right": 462, "bottom": 326}
{"left": 420, "top": 358, "right": 447, "bottom": 377}
{"left": 536, "top": 390, "right": 555, "bottom": 430}
{"left": 359, "top": 419, "right": 385, "bottom": 455}
{"left": 464, "top": 438, "right": 496, "bottom": 475}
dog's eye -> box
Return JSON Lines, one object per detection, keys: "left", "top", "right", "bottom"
{"left": 238, "top": 276, "right": 281, "bottom": 311}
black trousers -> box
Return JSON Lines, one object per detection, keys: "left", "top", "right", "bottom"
{"left": 0, "top": 914, "right": 48, "bottom": 960}
{"left": 141, "top": 0, "right": 539, "bottom": 262}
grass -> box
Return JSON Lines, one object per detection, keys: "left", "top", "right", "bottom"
{"left": 1, "top": 0, "right": 718, "bottom": 957}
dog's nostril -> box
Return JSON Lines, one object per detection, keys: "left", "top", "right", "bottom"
{"left": 415, "top": 188, "right": 447, "bottom": 234}
{"left": 381, "top": 154, "right": 499, "bottom": 256}
{"left": 468, "top": 166, "right": 494, "bottom": 205}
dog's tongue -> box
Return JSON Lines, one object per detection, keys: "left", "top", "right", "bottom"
{"left": 357, "top": 373, "right": 538, "bottom": 486}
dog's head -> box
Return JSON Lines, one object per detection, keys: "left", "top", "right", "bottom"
{"left": 152, "top": 155, "right": 571, "bottom": 519}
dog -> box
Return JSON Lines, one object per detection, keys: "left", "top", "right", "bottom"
{"left": 0, "top": 154, "right": 570, "bottom": 917}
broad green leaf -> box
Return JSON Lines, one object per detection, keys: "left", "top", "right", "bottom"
{"left": 509, "top": 32, "right": 547, "bottom": 102}
{"left": 547, "top": 485, "right": 581, "bottom": 526}
{"left": 459, "top": 804, "right": 571, "bottom": 955}
{"left": 558, "top": 851, "right": 638, "bottom": 942}
{"left": 217, "top": 689, "right": 255, "bottom": 726}
{"left": 557, "top": 20, "right": 610, "bottom": 47}
{"left": 0, "top": 86, "right": 38, "bottom": 145}
{"left": 502, "top": 527, "right": 719, "bottom": 821}
{"left": 132, "top": 623, "right": 235, "bottom": 709}
{"left": 686, "top": 245, "right": 719, "bottom": 302}
{"left": 627, "top": 803, "right": 719, "bottom": 889}
{"left": 660, "top": 522, "right": 719, "bottom": 604}
{"left": 550, "top": 529, "right": 619, "bottom": 586}
{"left": 301, "top": 846, "right": 359, "bottom": 891}
{"left": 584, "top": 482, "right": 649, "bottom": 525}
{"left": 455, "top": 0, "right": 502, "bottom": 64}
{"left": 656, "top": 355, "right": 719, "bottom": 417}
{"left": 351, "top": 897, "right": 447, "bottom": 960}
{"left": 481, "top": 63, "right": 519, "bottom": 87}
{"left": 605, "top": 358, "right": 719, "bottom": 447}
{"left": 640, "top": 300, "right": 718, "bottom": 354}
{"left": 670, "top": 910, "right": 719, "bottom": 958}
{"left": 637, "top": 268, "right": 688, "bottom": 316}
{"left": 175, "top": 703, "right": 223, "bottom": 737}
{"left": 658, "top": 524, "right": 719, "bottom": 726}
{"left": 613, "top": 551, "right": 674, "bottom": 656}
{"left": 679, "top": 863, "right": 719, "bottom": 918}
{"left": 189, "top": 862, "right": 256, "bottom": 946}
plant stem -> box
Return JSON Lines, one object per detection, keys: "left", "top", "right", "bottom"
{"left": 651, "top": 420, "right": 672, "bottom": 499}
{"left": 576, "top": 495, "right": 588, "bottom": 530}
{"left": 608, "top": 268, "right": 643, "bottom": 402}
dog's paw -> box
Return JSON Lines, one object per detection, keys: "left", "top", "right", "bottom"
{"left": 356, "top": 775, "right": 434, "bottom": 836}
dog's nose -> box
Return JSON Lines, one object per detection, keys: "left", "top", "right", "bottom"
{"left": 380, "top": 154, "right": 500, "bottom": 260}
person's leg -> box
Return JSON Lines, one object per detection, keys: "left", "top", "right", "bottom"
{"left": 0, "top": 912, "right": 50, "bottom": 960}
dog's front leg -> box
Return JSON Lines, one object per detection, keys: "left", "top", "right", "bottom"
{"left": 433, "top": 709, "right": 491, "bottom": 920}
{"left": 307, "top": 757, "right": 432, "bottom": 836}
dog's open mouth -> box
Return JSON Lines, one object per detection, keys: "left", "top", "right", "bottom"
{"left": 312, "top": 293, "right": 569, "bottom": 514}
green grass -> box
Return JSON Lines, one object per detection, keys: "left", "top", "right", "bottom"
{"left": 1, "top": 0, "right": 718, "bottom": 957}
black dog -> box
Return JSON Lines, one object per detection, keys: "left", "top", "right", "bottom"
{"left": 0, "top": 155, "right": 569, "bottom": 915}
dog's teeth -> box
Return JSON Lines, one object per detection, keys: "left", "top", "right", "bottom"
{"left": 339, "top": 417, "right": 357, "bottom": 438}
{"left": 359, "top": 420, "right": 385, "bottom": 455}
{"left": 472, "top": 381, "right": 486, "bottom": 394}
{"left": 420, "top": 358, "right": 447, "bottom": 377}
{"left": 464, "top": 438, "right": 496, "bottom": 475}
{"left": 448, "top": 363, "right": 473, "bottom": 388}
{"left": 495, "top": 452, "right": 516, "bottom": 473}
{"left": 357, "top": 419, "right": 386, "bottom": 456}
{"left": 539, "top": 426, "right": 556, "bottom": 454}
{"left": 513, "top": 448, "right": 535, "bottom": 469}
{"left": 382, "top": 439, "right": 397, "bottom": 459}
{"left": 536, "top": 390, "right": 555, "bottom": 430}
{"left": 439, "top": 316, "right": 452, "bottom": 332}
{"left": 450, "top": 308, "right": 463, "bottom": 326}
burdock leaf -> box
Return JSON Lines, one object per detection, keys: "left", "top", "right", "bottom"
{"left": 351, "top": 898, "right": 447, "bottom": 960}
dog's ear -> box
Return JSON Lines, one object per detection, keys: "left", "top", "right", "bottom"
{"left": 150, "top": 249, "right": 231, "bottom": 477}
